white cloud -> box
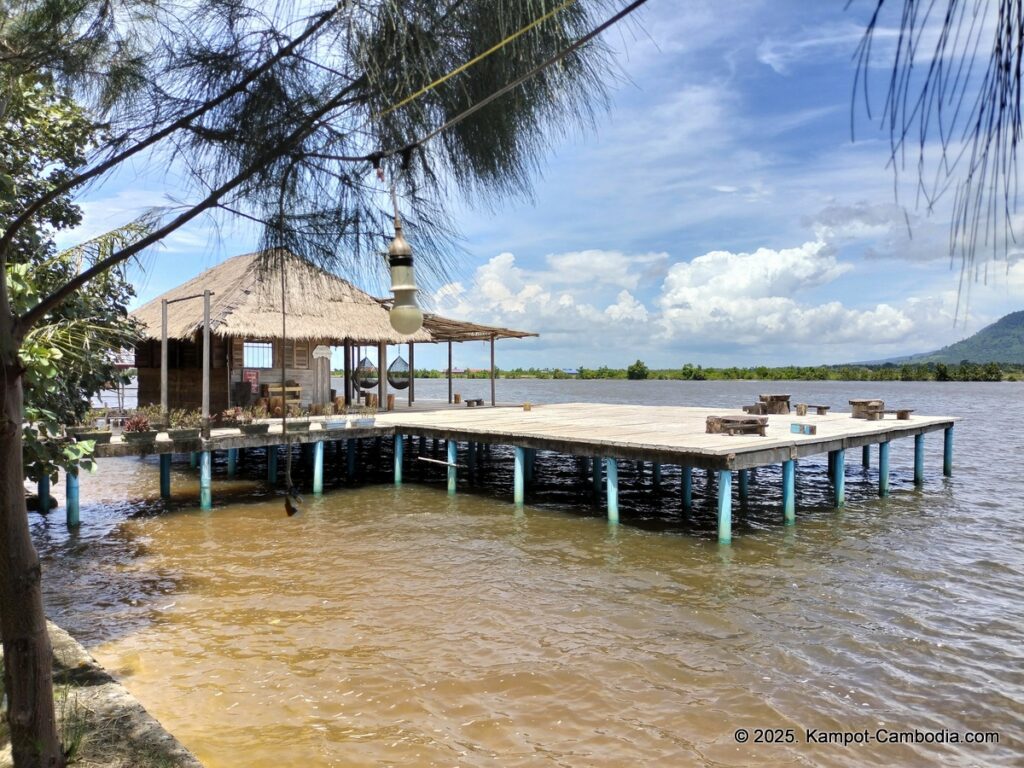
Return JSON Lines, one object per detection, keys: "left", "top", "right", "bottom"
{"left": 605, "top": 290, "right": 649, "bottom": 322}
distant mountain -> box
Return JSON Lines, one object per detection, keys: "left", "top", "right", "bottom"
{"left": 888, "top": 310, "right": 1024, "bottom": 364}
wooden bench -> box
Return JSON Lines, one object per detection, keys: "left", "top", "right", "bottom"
{"left": 742, "top": 403, "right": 768, "bottom": 415}
{"left": 866, "top": 408, "right": 914, "bottom": 421}
{"left": 465, "top": 398, "right": 485, "bottom": 407}
{"left": 759, "top": 394, "right": 791, "bottom": 414}
{"left": 794, "top": 403, "right": 831, "bottom": 416}
{"left": 707, "top": 415, "right": 768, "bottom": 437}
{"left": 850, "top": 398, "right": 884, "bottom": 418}
{"left": 263, "top": 384, "right": 301, "bottom": 407}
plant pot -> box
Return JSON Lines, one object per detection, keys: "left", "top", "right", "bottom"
{"left": 323, "top": 419, "right": 347, "bottom": 430}
{"left": 285, "top": 420, "right": 311, "bottom": 433}
{"left": 240, "top": 423, "right": 270, "bottom": 436}
{"left": 123, "top": 430, "right": 158, "bottom": 444}
{"left": 166, "top": 428, "right": 201, "bottom": 440}
{"left": 354, "top": 417, "right": 375, "bottom": 428}
{"left": 71, "top": 430, "right": 112, "bottom": 444}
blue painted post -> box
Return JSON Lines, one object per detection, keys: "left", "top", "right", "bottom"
{"left": 313, "top": 440, "right": 324, "bottom": 495}
{"left": 514, "top": 447, "right": 525, "bottom": 506}
{"left": 681, "top": 466, "right": 692, "bottom": 514}
{"left": 782, "top": 459, "right": 795, "bottom": 525}
{"left": 862, "top": 444, "right": 870, "bottom": 468}
{"left": 38, "top": 475, "right": 50, "bottom": 513}
{"left": 943, "top": 426, "right": 954, "bottom": 477}
{"left": 160, "top": 453, "right": 172, "bottom": 499}
{"left": 591, "top": 457, "right": 601, "bottom": 501}
{"left": 879, "top": 441, "right": 891, "bottom": 497}
{"left": 717, "top": 470, "right": 732, "bottom": 545}
{"left": 447, "top": 440, "right": 457, "bottom": 495}
{"left": 346, "top": 439, "right": 356, "bottom": 479}
{"left": 738, "top": 469, "right": 749, "bottom": 505}
{"left": 267, "top": 445, "right": 278, "bottom": 486}
{"left": 914, "top": 433, "right": 925, "bottom": 486}
{"left": 394, "top": 434, "right": 403, "bottom": 487}
{"left": 227, "top": 448, "right": 238, "bottom": 477}
{"left": 606, "top": 458, "right": 619, "bottom": 523}
{"left": 66, "top": 470, "right": 80, "bottom": 528}
{"left": 833, "top": 449, "right": 845, "bottom": 508}
{"left": 190, "top": 451, "right": 197, "bottom": 469}
{"left": 200, "top": 450, "right": 212, "bottom": 510}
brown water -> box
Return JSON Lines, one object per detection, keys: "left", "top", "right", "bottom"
{"left": 32, "top": 381, "right": 1024, "bottom": 766}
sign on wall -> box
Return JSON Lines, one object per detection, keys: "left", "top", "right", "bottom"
{"left": 242, "top": 368, "right": 259, "bottom": 394}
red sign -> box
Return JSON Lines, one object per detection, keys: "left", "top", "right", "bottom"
{"left": 242, "top": 369, "right": 259, "bottom": 394}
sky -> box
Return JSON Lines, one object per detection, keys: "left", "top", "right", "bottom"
{"left": 56, "top": 0, "right": 1024, "bottom": 371}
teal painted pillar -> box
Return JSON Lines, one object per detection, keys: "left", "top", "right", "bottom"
{"left": 833, "top": 449, "right": 845, "bottom": 508}
{"left": 717, "top": 470, "right": 732, "bottom": 545}
{"left": 227, "top": 448, "right": 238, "bottom": 477}
{"left": 606, "top": 458, "right": 619, "bottom": 523}
{"left": 393, "top": 434, "right": 403, "bottom": 487}
{"left": 681, "top": 466, "right": 692, "bottom": 514}
{"left": 652, "top": 462, "right": 661, "bottom": 489}
{"left": 914, "top": 433, "right": 925, "bottom": 486}
{"left": 782, "top": 459, "right": 795, "bottom": 525}
{"left": 346, "top": 439, "right": 356, "bottom": 479}
{"left": 66, "top": 470, "right": 80, "bottom": 528}
{"left": 447, "top": 440, "right": 457, "bottom": 495}
{"left": 160, "top": 453, "right": 172, "bottom": 499}
{"left": 190, "top": 451, "right": 197, "bottom": 469}
{"left": 862, "top": 444, "right": 870, "bottom": 468}
{"left": 313, "top": 440, "right": 324, "bottom": 495}
{"left": 879, "top": 441, "right": 891, "bottom": 497}
{"left": 200, "top": 450, "right": 212, "bottom": 510}
{"left": 943, "top": 426, "right": 953, "bottom": 476}
{"left": 738, "top": 469, "right": 749, "bottom": 505}
{"left": 514, "top": 446, "right": 525, "bottom": 506}
{"left": 591, "top": 457, "right": 601, "bottom": 500}
{"left": 38, "top": 475, "right": 50, "bottom": 513}
{"left": 267, "top": 445, "right": 278, "bottom": 486}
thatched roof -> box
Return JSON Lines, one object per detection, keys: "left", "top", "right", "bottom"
{"left": 420, "top": 312, "right": 538, "bottom": 342}
{"left": 131, "top": 251, "right": 432, "bottom": 343}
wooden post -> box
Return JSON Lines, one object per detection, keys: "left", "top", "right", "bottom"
{"left": 160, "top": 454, "right": 172, "bottom": 499}
{"left": 199, "top": 450, "right": 212, "bottom": 510}
{"left": 782, "top": 459, "right": 795, "bottom": 525}
{"left": 202, "top": 289, "right": 211, "bottom": 435}
{"left": 514, "top": 446, "right": 525, "bottom": 506}
{"left": 862, "top": 444, "right": 870, "bottom": 468}
{"left": 943, "top": 426, "right": 953, "bottom": 476}
{"left": 681, "top": 466, "right": 692, "bottom": 514}
{"left": 833, "top": 449, "right": 845, "bottom": 508}
{"left": 160, "top": 298, "right": 168, "bottom": 417}
{"left": 606, "top": 458, "right": 619, "bottom": 523}
{"left": 447, "top": 340, "right": 453, "bottom": 404}
{"left": 313, "top": 441, "right": 324, "bottom": 495}
{"left": 377, "top": 341, "right": 386, "bottom": 409}
{"left": 227, "top": 448, "right": 238, "bottom": 477}
{"left": 408, "top": 342, "right": 415, "bottom": 406}
{"left": 717, "top": 470, "right": 732, "bottom": 545}
{"left": 879, "top": 441, "right": 890, "bottom": 497}
{"left": 66, "top": 470, "right": 80, "bottom": 528}
{"left": 267, "top": 445, "right": 278, "bottom": 486}
{"left": 447, "top": 440, "right": 457, "bottom": 495}
{"left": 489, "top": 334, "right": 496, "bottom": 406}
{"left": 394, "top": 434, "right": 403, "bottom": 486}
{"left": 914, "top": 433, "right": 925, "bottom": 485}
{"left": 343, "top": 339, "right": 352, "bottom": 407}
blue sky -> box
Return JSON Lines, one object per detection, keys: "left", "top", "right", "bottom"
{"left": 58, "top": 1, "right": 1024, "bottom": 371}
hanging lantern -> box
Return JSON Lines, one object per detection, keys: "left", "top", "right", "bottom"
{"left": 387, "top": 215, "right": 423, "bottom": 335}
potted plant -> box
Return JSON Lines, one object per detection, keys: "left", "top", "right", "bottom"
{"left": 239, "top": 404, "right": 270, "bottom": 435}
{"left": 323, "top": 403, "right": 347, "bottom": 430}
{"left": 285, "top": 403, "right": 311, "bottom": 433}
{"left": 122, "top": 413, "right": 158, "bottom": 444}
{"left": 353, "top": 405, "right": 376, "bottom": 428}
{"left": 66, "top": 409, "right": 112, "bottom": 443}
{"left": 138, "top": 403, "right": 168, "bottom": 431}
{"left": 167, "top": 408, "right": 202, "bottom": 440}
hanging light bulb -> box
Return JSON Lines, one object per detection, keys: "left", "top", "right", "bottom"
{"left": 387, "top": 214, "right": 423, "bottom": 334}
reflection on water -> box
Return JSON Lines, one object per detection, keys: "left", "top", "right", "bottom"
{"left": 32, "top": 381, "right": 1024, "bottom": 766}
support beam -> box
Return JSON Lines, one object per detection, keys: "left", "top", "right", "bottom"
{"left": 160, "top": 454, "right": 172, "bottom": 500}
{"left": 394, "top": 434, "right": 403, "bottom": 486}
{"left": 914, "top": 433, "right": 925, "bottom": 486}
{"left": 200, "top": 450, "right": 212, "bottom": 510}
{"left": 606, "top": 458, "right": 619, "bottom": 523}
{"left": 160, "top": 298, "right": 168, "bottom": 417}
{"left": 447, "top": 440, "right": 457, "bottom": 495}
{"left": 782, "top": 459, "right": 795, "bottom": 525}
{"left": 267, "top": 445, "right": 278, "bottom": 486}
{"left": 879, "top": 441, "right": 890, "bottom": 497}
{"left": 313, "top": 440, "right": 324, "bottom": 495}
{"left": 681, "top": 466, "right": 692, "bottom": 514}
{"left": 408, "top": 342, "right": 415, "bottom": 406}
{"left": 377, "top": 341, "right": 387, "bottom": 410}
{"left": 738, "top": 469, "right": 749, "bottom": 505}
{"left": 202, "top": 289, "right": 211, "bottom": 436}
{"left": 490, "top": 334, "right": 496, "bottom": 407}
{"left": 514, "top": 446, "right": 525, "bottom": 506}
{"left": 66, "top": 471, "right": 80, "bottom": 528}
{"left": 190, "top": 451, "right": 197, "bottom": 469}
{"left": 943, "top": 426, "right": 954, "bottom": 477}
{"left": 862, "top": 444, "right": 870, "bottom": 468}
{"left": 717, "top": 470, "right": 732, "bottom": 545}
{"left": 346, "top": 439, "right": 356, "bottom": 479}
{"left": 38, "top": 475, "right": 50, "bottom": 514}
{"left": 591, "top": 456, "right": 601, "bottom": 501}
{"left": 227, "top": 448, "right": 238, "bottom": 477}
{"left": 833, "top": 449, "right": 845, "bottom": 508}
{"left": 447, "top": 340, "right": 453, "bottom": 404}
{"left": 652, "top": 462, "right": 661, "bottom": 489}
{"left": 343, "top": 339, "right": 352, "bottom": 407}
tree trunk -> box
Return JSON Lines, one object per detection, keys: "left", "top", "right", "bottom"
{"left": 0, "top": 356, "right": 64, "bottom": 767}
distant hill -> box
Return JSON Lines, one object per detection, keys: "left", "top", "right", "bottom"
{"left": 889, "top": 310, "right": 1024, "bottom": 364}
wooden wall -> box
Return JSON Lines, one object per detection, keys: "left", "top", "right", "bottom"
{"left": 137, "top": 367, "right": 230, "bottom": 412}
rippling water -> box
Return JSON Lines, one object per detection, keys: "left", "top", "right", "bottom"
{"left": 31, "top": 380, "right": 1024, "bottom": 766}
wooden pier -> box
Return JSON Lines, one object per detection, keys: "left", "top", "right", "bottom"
{"left": 50, "top": 402, "right": 956, "bottom": 545}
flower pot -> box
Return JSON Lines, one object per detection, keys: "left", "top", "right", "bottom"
{"left": 354, "top": 417, "right": 375, "bottom": 428}
{"left": 166, "top": 428, "right": 201, "bottom": 441}
{"left": 285, "top": 420, "right": 311, "bottom": 433}
{"left": 71, "top": 430, "right": 112, "bottom": 444}
{"left": 323, "top": 418, "right": 347, "bottom": 430}
{"left": 123, "top": 430, "right": 159, "bottom": 444}
{"left": 240, "top": 423, "right": 270, "bottom": 436}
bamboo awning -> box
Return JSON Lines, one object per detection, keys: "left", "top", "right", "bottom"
{"left": 420, "top": 312, "right": 538, "bottom": 342}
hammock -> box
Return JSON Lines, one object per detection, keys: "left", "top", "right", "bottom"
{"left": 387, "top": 356, "right": 411, "bottom": 390}
{"left": 354, "top": 356, "right": 379, "bottom": 391}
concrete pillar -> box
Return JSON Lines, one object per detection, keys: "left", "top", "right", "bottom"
{"left": 200, "top": 450, "right": 212, "bottom": 510}
{"left": 738, "top": 469, "right": 749, "bottom": 505}
{"left": 717, "top": 470, "right": 732, "bottom": 545}
{"left": 914, "top": 433, "right": 925, "bottom": 486}
{"left": 38, "top": 475, "right": 51, "bottom": 513}
{"left": 514, "top": 447, "right": 525, "bottom": 506}
{"left": 606, "top": 458, "right": 619, "bottom": 524}
{"left": 394, "top": 434, "right": 403, "bottom": 486}
{"left": 782, "top": 459, "right": 795, "bottom": 525}
{"left": 681, "top": 466, "right": 692, "bottom": 514}
{"left": 447, "top": 440, "right": 457, "bottom": 495}
{"left": 313, "top": 440, "right": 324, "bottom": 495}
{"left": 879, "top": 441, "right": 891, "bottom": 497}
{"left": 227, "top": 448, "right": 238, "bottom": 477}
{"left": 943, "top": 426, "right": 953, "bottom": 476}
{"left": 160, "top": 453, "right": 172, "bottom": 499}
{"left": 833, "top": 449, "right": 845, "bottom": 508}
{"left": 862, "top": 444, "right": 870, "bottom": 468}
{"left": 267, "top": 445, "right": 278, "bottom": 486}
{"left": 66, "top": 470, "right": 80, "bottom": 528}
